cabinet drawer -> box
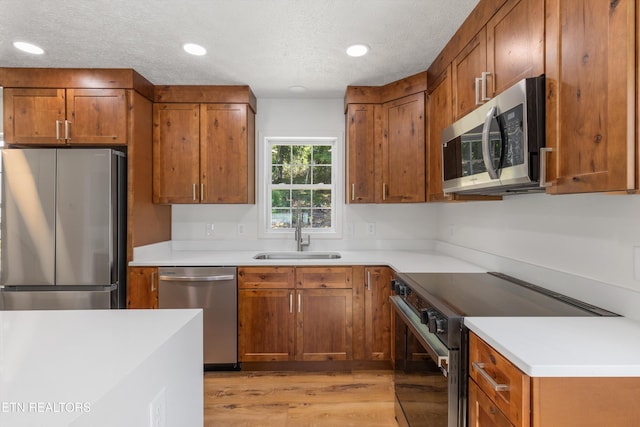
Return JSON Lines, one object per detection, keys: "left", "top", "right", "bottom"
{"left": 469, "top": 333, "right": 530, "bottom": 427}
{"left": 469, "top": 379, "right": 513, "bottom": 427}
{"left": 238, "top": 267, "right": 295, "bottom": 289}
{"left": 296, "top": 267, "right": 353, "bottom": 289}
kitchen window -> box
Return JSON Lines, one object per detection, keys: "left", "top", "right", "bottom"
{"left": 262, "top": 136, "right": 340, "bottom": 236}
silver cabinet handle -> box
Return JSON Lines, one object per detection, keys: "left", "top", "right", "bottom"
{"left": 158, "top": 274, "right": 235, "bottom": 282}
{"left": 472, "top": 362, "right": 509, "bottom": 392}
{"left": 366, "top": 270, "right": 371, "bottom": 290}
{"left": 351, "top": 183, "right": 355, "bottom": 201}
{"left": 475, "top": 77, "right": 482, "bottom": 106}
{"left": 297, "top": 292, "right": 301, "bottom": 313}
{"left": 289, "top": 292, "right": 293, "bottom": 313}
{"left": 382, "top": 183, "right": 387, "bottom": 201}
{"left": 192, "top": 183, "right": 197, "bottom": 201}
{"left": 481, "top": 71, "right": 491, "bottom": 102}
{"left": 151, "top": 271, "right": 156, "bottom": 292}
{"left": 65, "top": 120, "right": 71, "bottom": 141}
{"left": 56, "top": 120, "right": 62, "bottom": 140}
{"left": 200, "top": 183, "right": 204, "bottom": 201}
{"left": 481, "top": 106, "right": 500, "bottom": 179}
{"left": 539, "top": 147, "right": 553, "bottom": 188}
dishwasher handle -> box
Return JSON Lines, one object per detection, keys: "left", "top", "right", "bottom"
{"left": 158, "top": 274, "right": 235, "bottom": 282}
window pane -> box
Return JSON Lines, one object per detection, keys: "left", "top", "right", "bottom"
{"left": 272, "top": 145, "right": 291, "bottom": 165}
{"left": 271, "top": 209, "right": 292, "bottom": 228}
{"left": 291, "top": 166, "right": 311, "bottom": 184}
{"left": 311, "top": 209, "right": 332, "bottom": 228}
{"left": 292, "top": 145, "right": 311, "bottom": 165}
{"left": 313, "top": 146, "right": 332, "bottom": 164}
{"left": 272, "top": 189, "right": 291, "bottom": 208}
{"left": 272, "top": 166, "right": 291, "bottom": 184}
{"left": 291, "top": 189, "right": 311, "bottom": 207}
{"left": 312, "top": 190, "right": 332, "bottom": 207}
{"left": 312, "top": 166, "right": 331, "bottom": 184}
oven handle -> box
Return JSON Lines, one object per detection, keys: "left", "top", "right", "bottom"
{"left": 390, "top": 295, "right": 450, "bottom": 376}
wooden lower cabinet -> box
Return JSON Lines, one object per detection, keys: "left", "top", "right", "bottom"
{"left": 238, "top": 266, "right": 390, "bottom": 363}
{"left": 126, "top": 266, "right": 158, "bottom": 309}
{"left": 469, "top": 332, "right": 640, "bottom": 427}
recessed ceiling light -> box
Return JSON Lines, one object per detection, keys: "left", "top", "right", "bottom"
{"left": 13, "top": 41, "right": 44, "bottom": 55}
{"left": 289, "top": 85, "right": 307, "bottom": 93}
{"left": 183, "top": 43, "right": 207, "bottom": 56}
{"left": 346, "top": 44, "right": 369, "bottom": 57}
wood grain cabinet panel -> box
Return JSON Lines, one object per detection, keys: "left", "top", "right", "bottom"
{"left": 127, "top": 266, "right": 158, "bottom": 309}
{"left": 468, "top": 379, "right": 514, "bottom": 427}
{"left": 427, "top": 67, "right": 453, "bottom": 202}
{"left": 345, "top": 104, "right": 377, "bottom": 203}
{"left": 363, "top": 266, "right": 392, "bottom": 361}
{"left": 380, "top": 92, "right": 426, "bottom": 203}
{"left": 452, "top": 28, "right": 488, "bottom": 120}
{"left": 4, "top": 87, "right": 127, "bottom": 145}
{"left": 152, "top": 103, "right": 201, "bottom": 203}
{"left": 545, "top": 0, "right": 636, "bottom": 193}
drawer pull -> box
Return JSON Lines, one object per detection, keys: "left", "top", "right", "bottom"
{"left": 472, "top": 362, "right": 509, "bottom": 392}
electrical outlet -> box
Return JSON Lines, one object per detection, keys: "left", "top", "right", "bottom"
{"left": 237, "top": 223, "right": 245, "bottom": 235}
{"left": 205, "top": 223, "right": 215, "bottom": 237}
{"left": 366, "top": 223, "right": 376, "bottom": 235}
{"left": 149, "top": 387, "right": 166, "bottom": 427}
{"left": 345, "top": 223, "right": 354, "bottom": 235}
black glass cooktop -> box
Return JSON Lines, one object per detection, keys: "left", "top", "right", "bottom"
{"left": 396, "top": 272, "right": 617, "bottom": 318}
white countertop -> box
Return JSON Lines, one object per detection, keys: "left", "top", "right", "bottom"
{"left": 0, "top": 309, "right": 203, "bottom": 426}
{"left": 129, "top": 246, "right": 488, "bottom": 273}
{"left": 465, "top": 316, "right": 640, "bottom": 377}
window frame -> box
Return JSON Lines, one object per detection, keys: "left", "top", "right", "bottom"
{"left": 259, "top": 133, "right": 343, "bottom": 239}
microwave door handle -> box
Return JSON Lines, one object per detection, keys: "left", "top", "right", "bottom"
{"left": 482, "top": 106, "right": 500, "bottom": 180}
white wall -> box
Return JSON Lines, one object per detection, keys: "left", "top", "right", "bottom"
{"left": 436, "top": 192, "right": 640, "bottom": 293}
{"left": 171, "top": 98, "right": 439, "bottom": 246}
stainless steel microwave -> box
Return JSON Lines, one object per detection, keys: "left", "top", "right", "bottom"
{"left": 442, "top": 75, "right": 546, "bottom": 195}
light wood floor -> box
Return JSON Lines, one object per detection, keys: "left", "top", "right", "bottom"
{"left": 204, "top": 370, "right": 396, "bottom": 426}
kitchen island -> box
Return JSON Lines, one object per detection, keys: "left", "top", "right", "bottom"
{"left": 0, "top": 309, "right": 203, "bottom": 427}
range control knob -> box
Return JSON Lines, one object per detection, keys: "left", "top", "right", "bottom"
{"left": 435, "top": 317, "right": 447, "bottom": 335}
{"left": 390, "top": 279, "right": 401, "bottom": 292}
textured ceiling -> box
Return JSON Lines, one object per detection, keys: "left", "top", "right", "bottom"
{"left": 0, "top": 0, "right": 479, "bottom": 98}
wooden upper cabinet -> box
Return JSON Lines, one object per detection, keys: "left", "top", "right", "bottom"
{"left": 345, "top": 104, "right": 377, "bottom": 203}
{"left": 427, "top": 67, "right": 453, "bottom": 202}
{"left": 486, "top": 0, "right": 544, "bottom": 96}
{"left": 545, "top": 0, "right": 636, "bottom": 193}
{"left": 152, "top": 100, "right": 255, "bottom": 204}
{"left": 152, "top": 103, "right": 201, "bottom": 203}
{"left": 380, "top": 92, "right": 426, "bottom": 202}
{"left": 200, "top": 103, "right": 254, "bottom": 203}
{"left": 3, "top": 87, "right": 127, "bottom": 145}
{"left": 452, "top": 28, "right": 487, "bottom": 120}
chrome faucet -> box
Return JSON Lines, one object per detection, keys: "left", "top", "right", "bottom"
{"left": 294, "top": 207, "right": 310, "bottom": 251}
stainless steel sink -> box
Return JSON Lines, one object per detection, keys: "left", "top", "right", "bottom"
{"left": 253, "top": 252, "right": 341, "bottom": 260}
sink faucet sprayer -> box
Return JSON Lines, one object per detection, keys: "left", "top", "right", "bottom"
{"left": 294, "top": 207, "right": 310, "bottom": 251}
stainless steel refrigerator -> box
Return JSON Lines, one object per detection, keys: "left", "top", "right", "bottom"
{"left": 0, "top": 148, "right": 126, "bottom": 310}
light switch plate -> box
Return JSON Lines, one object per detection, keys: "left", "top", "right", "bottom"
{"left": 149, "top": 387, "right": 166, "bottom": 427}
{"left": 366, "top": 223, "right": 376, "bottom": 235}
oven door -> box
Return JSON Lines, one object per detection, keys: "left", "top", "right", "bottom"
{"left": 391, "top": 296, "right": 459, "bottom": 427}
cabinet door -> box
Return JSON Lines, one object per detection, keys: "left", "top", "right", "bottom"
{"left": 486, "top": 0, "right": 544, "bottom": 97}
{"left": 200, "top": 103, "right": 252, "bottom": 203}
{"left": 545, "top": 0, "right": 636, "bottom": 193}
{"left": 427, "top": 67, "right": 453, "bottom": 202}
{"left": 238, "top": 289, "right": 295, "bottom": 362}
{"left": 468, "top": 380, "right": 514, "bottom": 427}
{"left": 152, "top": 103, "right": 201, "bottom": 203}
{"left": 346, "top": 104, "right": 378, "bottom": 203}
{"left": 3, "top": 88, "right": 66, "bottom": 145}
{"left": 127, "top": 267, "right": 158, "bottom": 309}
{"left": 452, "top": 28, "right": 487, "bottom": 120}
{"left": 66, "top": 88, "right": 128, "bottom": 145}
{"left": 295, "top": 289, "right": 353, "bottom": 361}
{"left": 380, "top": 93, "right": 426, "bottom": 203}
{"left": 364, "top": 267, "right": 392, "bottom": 360}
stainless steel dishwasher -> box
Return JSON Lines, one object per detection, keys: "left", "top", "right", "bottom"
{"left": 158, "top": 266, "right": 238, "bottom": 370}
